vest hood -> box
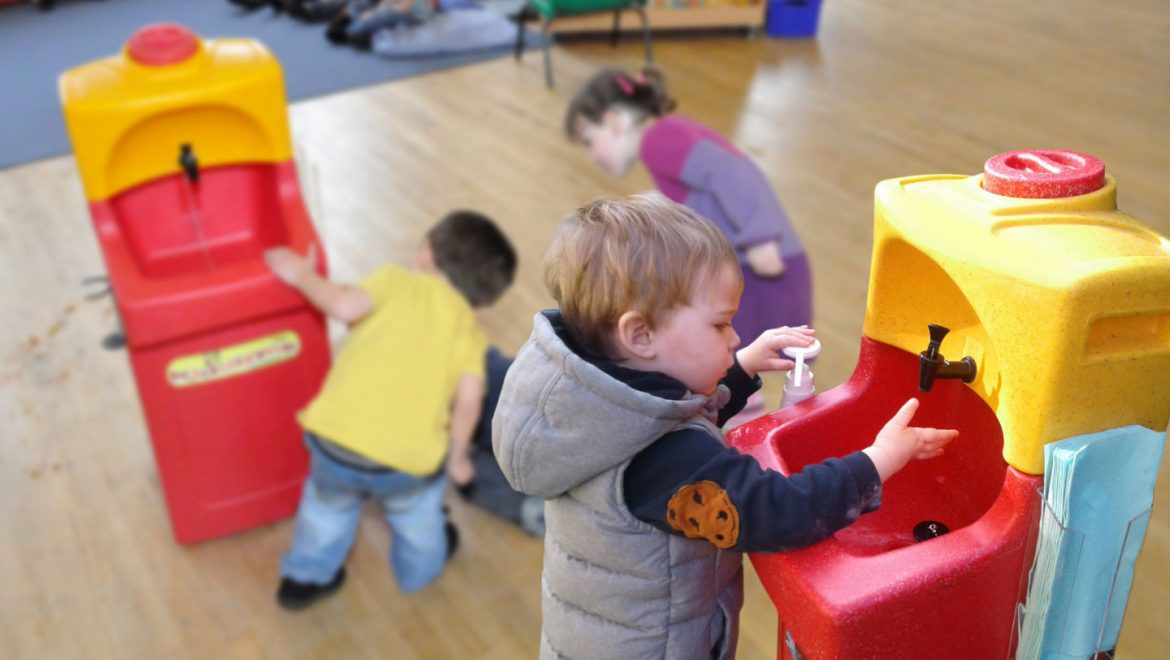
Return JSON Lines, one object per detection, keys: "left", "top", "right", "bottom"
{"left": 494, "top": 311, "right": 716, "bottom": 498}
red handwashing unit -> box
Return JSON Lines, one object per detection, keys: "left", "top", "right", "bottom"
{"left": 730, "top": 150, "right": 1170, "bottom": 658}
{"left": 59, "top": 25, "right": 330, "bottom": 544}
{"left": 730, "top": 339, "right": 1040, "bottom": 659}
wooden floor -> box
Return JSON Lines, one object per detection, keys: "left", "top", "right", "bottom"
{"left": 2, "top": 0, "right": 1169, "bottom": 657}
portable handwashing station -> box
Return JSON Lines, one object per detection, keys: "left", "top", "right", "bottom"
{"left": 59, "top": 25, "right": 331, "bottom": 544}
{"left": 729, "top": 150, "right": 1170, "bottom": 658}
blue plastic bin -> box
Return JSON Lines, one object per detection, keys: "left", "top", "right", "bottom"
{"left": 766, "top": 0, "right": 823, "bottom": 38}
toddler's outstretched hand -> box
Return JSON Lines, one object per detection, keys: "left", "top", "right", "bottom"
{"left": 735, "top": 325, "right": 816, "bottom": 378}
{"left": 863, "top": 398, "right": 959, "bottom": 482}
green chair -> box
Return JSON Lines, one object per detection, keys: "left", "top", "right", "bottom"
{"left": 514, "top": 0, "right": 654, "bottom": 88}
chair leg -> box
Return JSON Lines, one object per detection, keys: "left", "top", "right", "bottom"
{"left": 515, "top": 19, "right": 526, "bottom": 60}
{"left": 635, "top": 6, "right": 654, "bottom": 64}
{"left": 515, "top": 5, "right": 538, "bottom": 61}
{"left": 542, "top": 19, "right": 554, "bottom": 88}
{"left": 610, "top": 9, "right": 621, "bottom": 47}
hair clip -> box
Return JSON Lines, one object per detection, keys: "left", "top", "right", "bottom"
{"left": 614, "top": 74, "right": 635, "bottom": 96}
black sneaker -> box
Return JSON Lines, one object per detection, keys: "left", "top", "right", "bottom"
{"left": 228, "top": 0, "right": 273, "bottom": 10}
{"left": 277, "top": 567, "right": 346, "bottom": 610}
{"left": 325, "top": 14, "right": 352, "bottom": 44}
{"left": 454, "top": 481, "right": 476, "bottom": 500}
{"left": 445, "top": 521, "right": 460, "bottom": 563}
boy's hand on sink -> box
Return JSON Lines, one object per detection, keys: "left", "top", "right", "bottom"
{"left": 863, "top": 398, "right": 959, "bottom": 482}
{"left": 264, "top": 245, "right": 373, "bottom": 325}
{"left": 264, "top": 245, "right": 316, "bottom": 286}
{"left": 736, "top": 325, "right": 816, "bottom": 378}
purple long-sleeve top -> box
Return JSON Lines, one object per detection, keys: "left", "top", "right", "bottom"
{"left": 640, "top": 116, "right": 804, "bottom": 258}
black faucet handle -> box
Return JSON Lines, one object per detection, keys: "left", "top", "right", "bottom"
{"left": 179, "top": 143, "right": 199, "bottom": 184}
{"left": 924, "top": 324, "right": 950, "bottom": 360}
{"left": 927, "top": 324, "right": 950, "bottom": 345}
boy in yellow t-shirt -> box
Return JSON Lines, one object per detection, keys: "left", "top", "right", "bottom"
{"left": 264, "top": 210, "right": 516, "bottom": 609}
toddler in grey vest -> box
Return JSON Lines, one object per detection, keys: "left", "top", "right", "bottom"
{"left": 494, "top": 193, "right": 959, "bottom": 659}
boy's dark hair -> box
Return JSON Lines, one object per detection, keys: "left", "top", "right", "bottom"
{"left": 427, "top": 210, "right": 517, "bottom": 307}
{"left": 564, "top": 67, "right": 677, "bottom": 141}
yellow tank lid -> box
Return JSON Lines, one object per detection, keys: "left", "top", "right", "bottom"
{"left": 59, "top": 24, "right": 293, "bottom": 201}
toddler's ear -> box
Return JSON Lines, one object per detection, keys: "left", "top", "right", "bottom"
{"left": 615, "top": 311, "right": 655, "bottom": 360}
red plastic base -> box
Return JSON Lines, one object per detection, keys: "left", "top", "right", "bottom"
{"left": 130, "top": 310, "right": 329, "bottom": 544}
{"left": 89, "top": 161, "right": 330, "bottom": 544}
{"left": 729, "top": 337, "right": 1042, "bottom": 659}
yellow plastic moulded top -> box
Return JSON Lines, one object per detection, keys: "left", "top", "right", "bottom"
{"left": 863, "top": 151, "right": 1170, "bottom": 474}
{"left": 59, "top": 24, "right": 293, "bottom": 201}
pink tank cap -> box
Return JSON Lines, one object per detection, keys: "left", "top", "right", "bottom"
{"left": 982, "top": 150, "right": 1105, "bottom": 198}
{"left": 127, "top": 24, "right": 200, "bottom": 66}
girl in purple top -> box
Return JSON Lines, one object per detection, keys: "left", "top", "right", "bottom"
{"left": 565, "top": 67, "right": 812, "bottom": 421}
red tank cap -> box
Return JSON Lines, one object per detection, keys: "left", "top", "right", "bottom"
{"left": 127, "top": 24, "right": 200, "bottom": 66}
{"left": 982, "top": 150, "right": 1105, "bottom": 199}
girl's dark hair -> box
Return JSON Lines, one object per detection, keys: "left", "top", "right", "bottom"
{"left": 427, "top": 210, "right": 517, "bottom": 307}
{"left": 563, "top": 67, "right": 677, "bottom": 141}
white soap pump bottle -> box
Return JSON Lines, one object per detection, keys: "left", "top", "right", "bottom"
{"left": 780, "top": 338, "right": 822, "bottom": 408}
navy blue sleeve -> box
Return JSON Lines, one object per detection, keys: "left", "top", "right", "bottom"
{"left": 624, "top": 430, "right": 882, "bottom": 553}
{"left": 715, "top": 358, "right": 761, "bottom": 427}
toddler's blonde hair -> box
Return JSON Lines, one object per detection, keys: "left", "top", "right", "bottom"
{"left": 544, "top": 193, "right": 740, "bottom": 360}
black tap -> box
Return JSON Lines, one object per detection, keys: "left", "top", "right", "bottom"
{"left": 179, "top": 143, "right": 199, "bottom": 185}
{"left": 919, "top": 324, "right": 977, "bottom": 392}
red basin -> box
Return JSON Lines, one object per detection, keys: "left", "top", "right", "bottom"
{"left": 729, "top": 337, "right": 1041, "bottom": 659}
{"left": 91, "top": 161, "right": 322, "bottom": 349}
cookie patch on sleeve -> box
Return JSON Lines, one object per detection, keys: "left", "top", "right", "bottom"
{"left": 666, "top": 480, "right": 740, "bottom": 549}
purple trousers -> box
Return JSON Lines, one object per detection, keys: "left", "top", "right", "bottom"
{"left": 733, "top": 251, "right": 813, "bottom": 346}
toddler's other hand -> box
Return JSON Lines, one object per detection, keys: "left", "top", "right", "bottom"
{"left": 735, "top": 325, "right": 816, "bottom": 378}
{"left": 863, "top": 398, "right": 959, "bottom": 481}
{"left": 745, "top": 241, "right": 786, "bottom": 278}
{"left": 446, "top": 452, "right": 475, "bottom": 487}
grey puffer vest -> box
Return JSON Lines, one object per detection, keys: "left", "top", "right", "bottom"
{"left": 494, "top": 312, "right": 744, "bottom": 660}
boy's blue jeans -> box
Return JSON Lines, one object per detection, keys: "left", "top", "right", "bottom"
{"left": 280, "top": 433, "right": 449, "bottom": 594}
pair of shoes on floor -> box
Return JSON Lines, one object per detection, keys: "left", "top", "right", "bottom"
{"left": 277, "top": 567, "right": 346, "bottom": 610}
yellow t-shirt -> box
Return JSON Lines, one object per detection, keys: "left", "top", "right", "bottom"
{"left": 298, "top": 264, "right": 487, "bottom": 475}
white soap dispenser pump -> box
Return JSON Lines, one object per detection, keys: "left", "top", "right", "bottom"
{"left": 781, "top": 338, "right": 822, "bottom": 408}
